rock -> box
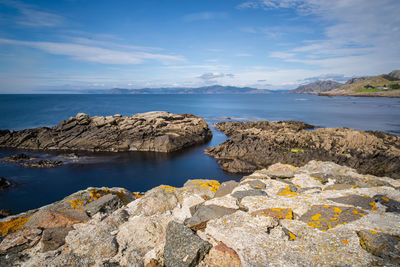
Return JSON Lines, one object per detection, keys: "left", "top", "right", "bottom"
{"left": 0, "top": 177, "right": 12, "bottom": 191}
{"left": 0, "top": 209, "right": 13, "bottom": 219}
{"left": 20, "top": 159, "right": 63, "bottom": 168}
{"left": 214, "top": 180, "right": 239, "bottom": 198}
{"left": 373, "top": 194, "right": 400, "bottom": 213}
{"left": 217, "top": 159, "right": 258, "bottom": 173}
{"left": 116, "top": 213, "right": 172, "bottom": 265}
{"left": 204, "top": 242, "right": 242, "bottom": 267}
{"left": 299, "top": 205, "right": 367, "bottom": 231}
{"left": 328, "top": 195, "right": 377, "bottom": 210}
{"left": 357, "top": 230, "right": 400, "bottom": 264}
{"left": 126, "top": 186, "right": 179, "bottom": 217}
{"left": 40, "top": 227, "right": 72, "bottom": 252}
{"left": 184, "top": 205, "right": 237, "bottom": 230}
{"left": 65, "top": 217, "right": 120, "bottom": 261}
{"left": 204, "top": 211, "right": 279, "bottom": 266}
{"left": 23, "top": 209, "right": 89, "bottom": 229}
{"left": 0, "top": 111, "right": 212, "bottom": 153}
{"left": 0, "top": 228, "right": 42, "bottom": 254}
{"left": 205, "top": 120, "right": 400, "bottom": 179}
{"left": 4, "top": 153, "right": 32, "bottom": 162}
{"left": 323, "top": 184, "right": 355, "bottom": 191}
{"left": 241, "top": 180, "right": 266, "bottom": 189}
{"left": 251, "top": 208, "right": 294, "bottom": 220}
{"left": 231, "top": 189, "right": 267, "bottom": 202}
{"left": 84, "top": 194, "right": 124, "bottom": 216}
{"left": 164, "top": 221, "right": 212, "bottom": 267}
{"left": 264, "top": 163, "right": 295, "bottom": 178}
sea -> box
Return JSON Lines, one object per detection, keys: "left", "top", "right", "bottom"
{"left": 1, "top": 94, "right": 400, "bottom": 213}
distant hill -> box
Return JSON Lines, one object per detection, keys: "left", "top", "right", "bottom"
{"left": 290, "top": 80, "right": 343, "bottom": 94}
{"left": 320, "top": 70, "right": 400, "bottom": 98}
{"left": 108, "top": 85, "right": 272, "bottom": 94}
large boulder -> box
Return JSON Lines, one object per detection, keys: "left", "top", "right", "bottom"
{"left": 0, "top": 111, "right": 212, "bottom": 153}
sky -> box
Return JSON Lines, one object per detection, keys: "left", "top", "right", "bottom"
{"left": 0, "top": 0, "right": 399, "bottom": 93}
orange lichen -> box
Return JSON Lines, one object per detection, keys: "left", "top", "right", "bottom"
{"left": 341, "top": 240, "right": 349, "bottom": 244}
{"left": 381, "top": 196, "right": 389, "bottom": 202}
{"left": 333, "top": 207, "right": 342, "bottom": 214}
{"left": 287, "top": 230, "right": 297, "bottom": 241}
{"left": 132, "top": 192, "right": 143, "bottom": 199}
{"left": 369, "top": 230, "right": 378, "bottom": 235}
{"left": 0, "top": 216, "right": 30, "bottom": 236}
{"left": 311, "top": 213, "right": 322, "bottom": 221}
{"left": 90, "top": 188, "right": 111, "bottom": 200}
{"left": 69, "top": 199, "right": 85, "bottom": 209}
{"left": 369, "top": 202, "right": 377, "bottom": 210}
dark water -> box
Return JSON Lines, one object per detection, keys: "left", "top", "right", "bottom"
{"left": 1, "top": 94, "right": 399, "bottom": 213}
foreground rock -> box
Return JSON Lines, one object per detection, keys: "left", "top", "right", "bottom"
{"left": 205, "top": 121, "right": 400, "bottom": 179}
{"left": 0, "top": 111, "right": 212, "bottom": 153}
{"left": 1, "top": 161, "right": 400, "bottom": 266}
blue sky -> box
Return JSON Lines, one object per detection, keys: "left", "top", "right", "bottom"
{"left": 0, "top": 0, "right": 399, "bottom": 93}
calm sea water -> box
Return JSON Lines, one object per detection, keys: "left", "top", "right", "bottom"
{"left": 1, "top": 94, "right": 400, "bottom": 213}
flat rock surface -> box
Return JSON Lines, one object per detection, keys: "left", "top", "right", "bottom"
{"left": 0, "top": 111, "right": 212, "bottom": 153}
{"left": 205, "top": 121, "right": 400, "bottom": 179}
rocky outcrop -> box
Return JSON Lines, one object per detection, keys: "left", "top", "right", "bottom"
{"left": 1, "top": 161, "right": 400, "bottom": 266}
{"left": 290, "top": 80, "right": 343, "bottom": 94}
{"left": 0, "top": 177, "right": 12, "bottom": 191}
{"left": 0, "top": 111, "right": 212, "bottom": 153}
{"left": 205, "top": 121, "right": 400, "bottom": 179}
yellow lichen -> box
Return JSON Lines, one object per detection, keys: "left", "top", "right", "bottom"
{"left": 278, "top": 186, "right": 298, "bottom": 197}
{"left": 69, "top": 199, "right": 85, "bottom": 209}
{"left": 90, "top": 188, "right": 111, "bottom": 200}
{"left": 160, "top": 185, "right": 176, "bottom": 192}
{"left": 323, "top": 205, "right": 331, "bottom": 208}
{"left": 288, "top": 231, "right": 296, "bottom": 241}
{"left": 333, "top": 207, "right": 342, "bottom": 214}
{"left": 191, "top": 180, "right": 220, "bottom": 192}
{"left": 369, "top": 202, "right": 377, "bottom": 210}
{"left": 311, "top": 213, "right": 322, "bottom": 221}
{"left": 290, "top": 148, "right": 304, "bottom": 153}
{"left": 369, "top": 230, "right": 378, "bottom": 235}
{"left": 0, "top": 216, "right": 30, "bottom": 236}
{"left": 282, "top": 164, "right": 297, "bottom": 171}
{"left": 312, "top": 177, "right": 323, "bottom": 182}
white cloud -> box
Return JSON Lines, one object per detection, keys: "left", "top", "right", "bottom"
{"left": 238, "top": 0, "right": 400, "bottom": 77}
{"left": 0, "top": 0, "right": 64, "bottom": 27}
{"left": 198, "top": 72, "right": 234, "bottom": 80}
{"left": 183, "top": 12, "right": 228, "bottom": 22}
{"left": 0, "top": 38, "right": 186, "bottom": 65}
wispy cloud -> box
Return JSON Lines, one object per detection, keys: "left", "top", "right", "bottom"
{"left": 198, "top": 72, "right": 234, "bottom": 80}
{"left": 239, "top": 0, "right": 400, "bottom": 76}
{"left": 0, "top": 38, "right": 185, "bottom": 65}
{"left": 269, "top": 51, "right": 295, "bottom": 59}
{"left": 235, "top": 53, "right": 252, "bottom": 57}
{"left": 183, "top": 12, "right": 228, "bottom": 22}
{"left": 0, "top": 0, "right": 64, "bottom": 27}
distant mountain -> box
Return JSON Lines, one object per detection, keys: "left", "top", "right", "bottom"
{"left": 320, "top": 70, "right": 400, "bottom": 98}
{"left": 108, "top": 85, "right": 272, "bottom": 94}
{"left": 290, "top": 80, "right": 343, "bottom": 94}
